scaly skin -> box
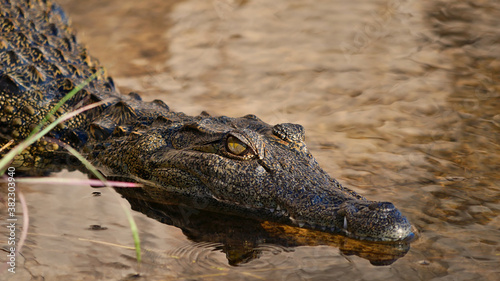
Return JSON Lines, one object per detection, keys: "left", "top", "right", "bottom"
{"left": 0, "top": 0, "right": 412, "bottom": 241}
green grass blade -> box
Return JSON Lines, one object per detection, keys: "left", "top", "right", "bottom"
{"left": 0, "top": 100, "right": 106, "bottom": 174}
{"left": 27, "top": 68, "right": 105, "bottom": 139}
{"left": 62, "top": 144, "right": 142, "bottom": 264}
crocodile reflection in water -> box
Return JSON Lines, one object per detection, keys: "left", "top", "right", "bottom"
{"left": 116, "top": 187, "right": 410, "bottom": 266}
{"left": 0, "top": 0, "right": 412, "bottom": 241}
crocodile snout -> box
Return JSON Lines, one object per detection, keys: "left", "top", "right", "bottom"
{"left": 338, "top": 200, "right": 412, "bottom": 241}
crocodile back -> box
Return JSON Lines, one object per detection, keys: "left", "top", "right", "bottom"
{"left": 0, "top": 0, "right": 117, "bottom": 148}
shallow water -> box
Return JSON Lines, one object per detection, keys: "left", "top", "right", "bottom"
{"left": 1, "top": 0, "right": 499, "bottom": 280}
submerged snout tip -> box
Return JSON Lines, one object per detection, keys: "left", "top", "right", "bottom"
{"left": 392, "top": 218, "right": 413, "bottom": 239}
{"left": 340, "top": 200, "right": 413, "bottom": 241}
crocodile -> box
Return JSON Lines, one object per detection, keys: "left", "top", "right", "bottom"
{"left": 0, "top": 0, "right": 412, "bottom": 241}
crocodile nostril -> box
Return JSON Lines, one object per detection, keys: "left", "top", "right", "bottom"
{"left": 369, "top": 201, "right": 395, "bottom": 211}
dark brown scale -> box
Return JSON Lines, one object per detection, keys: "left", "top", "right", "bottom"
{"left": 7, "top": 31, "right": 29, "bottom": 47}
{"left": 0, "top": 50, "right": 22, "bottom": 66}
{"left": 25, "top": 46, "right": 45, "bottom": 62}
{"left": 41, "top": 62, "right": 63, "bottom": 78}
{"left": 25, "top": 64, "right": 45, "bottom": 82}
{"left": 0, "top": 17, "right": 15, "bottom": 32}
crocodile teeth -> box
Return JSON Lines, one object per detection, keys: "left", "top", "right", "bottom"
{"left": 343, "top": 216, "right": 348, "bottom": 229}
{"left": 298, "top": 222, "right": 305, "bottom": 227}
{"left": 269, "top": 208, "right": 275, "bottom": 213}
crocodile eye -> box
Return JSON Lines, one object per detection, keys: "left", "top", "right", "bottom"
{"left": 226, "top": 135, "right": 248, "bottom": 155}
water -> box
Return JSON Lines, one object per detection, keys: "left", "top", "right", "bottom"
{"left": 1, "top": 0, "right": 499, "bottom": 280}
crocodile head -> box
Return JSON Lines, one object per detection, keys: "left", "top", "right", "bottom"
{"left": 93, "top": 113, "right": 412, "bottom": 241}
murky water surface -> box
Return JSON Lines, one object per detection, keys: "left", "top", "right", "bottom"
{"left": 1, "top": 0, "right": 499, "bottom": 280}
